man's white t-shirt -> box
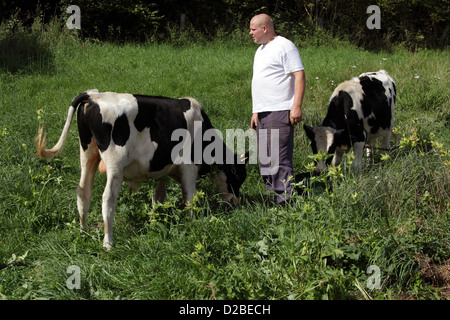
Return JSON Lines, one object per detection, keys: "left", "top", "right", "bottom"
{"left": 252, "top": 36, "right": 304, "bottom": 113}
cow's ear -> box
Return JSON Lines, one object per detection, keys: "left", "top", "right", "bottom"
{"left": 333, "top": 129, "right": 347, "bottom": 145}
{"left": 303, "top": 125, "right": 315, "bottom": 141}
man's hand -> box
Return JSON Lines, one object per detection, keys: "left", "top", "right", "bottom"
{"left": 290, "top": 105, "right": 302, "bottom": 125}
{"left": 251, "top": 112, "right": 258, "bottom": 130}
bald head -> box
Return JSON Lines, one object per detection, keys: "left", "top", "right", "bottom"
{"left": 249, "top": 14, "right": 276, "bottom": 44}
{"left": 251, "top": 14, "right": 274, "bottom": 31}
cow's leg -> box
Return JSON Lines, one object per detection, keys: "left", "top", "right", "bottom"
{"left": 352, "top": 141, "right": 365, "bottom": 170}
{"left": 152, "top": 179, "right": 167, "bottom": 207}
{"left": 331, "top": 148, "right": 344, "bottom": 167}
{"left": 180, "top": 164, "right": 199, "bottom": 204}
{"left": 366, "top": 136, "right": 377, "bottom": 166}
{"left": 102, "top": 169, "right": 123, "bottom": 250}
{"left": 77, "top": 142, "right": 100, "bottom": 231}
{"left": 380, "top": 131, "right": 392, "bottom": 155}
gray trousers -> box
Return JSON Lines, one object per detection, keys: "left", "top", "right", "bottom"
{"left": 256, "top": 110, "right": 294, "bottom": 203}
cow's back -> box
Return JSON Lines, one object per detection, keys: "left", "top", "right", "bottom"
{"left": 76, "top": 91, "right": 205, "bottom": 174}
{"left": 323, "top": 70, "right": 395, "bottom": 136}
{"left": 358, "top": 70, "right": 396, "bottom": 135}
{"left": 132, "top": 95, "right": 201, "bottom": 172}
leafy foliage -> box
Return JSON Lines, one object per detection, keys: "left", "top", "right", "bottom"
{"left": 1, "top": 0, "right": 448, "bottom": 48}
{"left": 0, "top": 18, "right": 448, "bottom": 300}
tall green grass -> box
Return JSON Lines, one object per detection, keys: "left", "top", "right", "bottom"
{"left": 0, "top": 23, "right": 448, "bottom": 300}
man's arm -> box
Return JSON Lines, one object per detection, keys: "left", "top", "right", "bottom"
{"left": 289, "top": 70, "right": 305, "bottom": 125}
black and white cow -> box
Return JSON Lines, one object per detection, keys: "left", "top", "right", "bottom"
{"left": 36, "top": 90, "right": 248, "bottom": 249}
{"left": 303, "top": 70, "right": 396, "bottom": 172}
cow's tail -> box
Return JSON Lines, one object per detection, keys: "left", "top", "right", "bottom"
{"left": 35, "top": 105, "right": 76, "bottom": 159}
{"left": 35, "top": 92, "right": 90, "bottom": 159}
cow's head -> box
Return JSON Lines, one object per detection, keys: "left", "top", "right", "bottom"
{"left": 215, "top": 151, "right": 250, "bottom": 205}
{"left": 303, "top": 125, "right": 349, "bottom": 173}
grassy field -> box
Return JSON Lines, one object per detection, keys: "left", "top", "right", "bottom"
{"left": 0, "top": 32, "right": 449, "bottom": 300}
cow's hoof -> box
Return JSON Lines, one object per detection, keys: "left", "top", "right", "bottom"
{"left": 103, "top": 241, "right": 114, "bottom": 251}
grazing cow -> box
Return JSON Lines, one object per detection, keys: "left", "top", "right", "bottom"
{"left": 303, "top": 70, "right": 396, "bottom": 172}
{"left": 35, "top": 90, "right": 248, "bottom": 249}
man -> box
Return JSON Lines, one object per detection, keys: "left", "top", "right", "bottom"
{"left": 249, "top": 14, "right": 305, "bottom": 204}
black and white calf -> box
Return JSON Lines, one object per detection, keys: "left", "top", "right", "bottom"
{"left": 303, "top": 70, "right": 396, "bottom": 172}
{"left": 36, "top": 90, "right": 248, "bottom": 249}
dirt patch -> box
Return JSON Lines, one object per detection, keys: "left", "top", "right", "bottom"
{"left": 417, "top": 256, "right": 450, "bottom": 299}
